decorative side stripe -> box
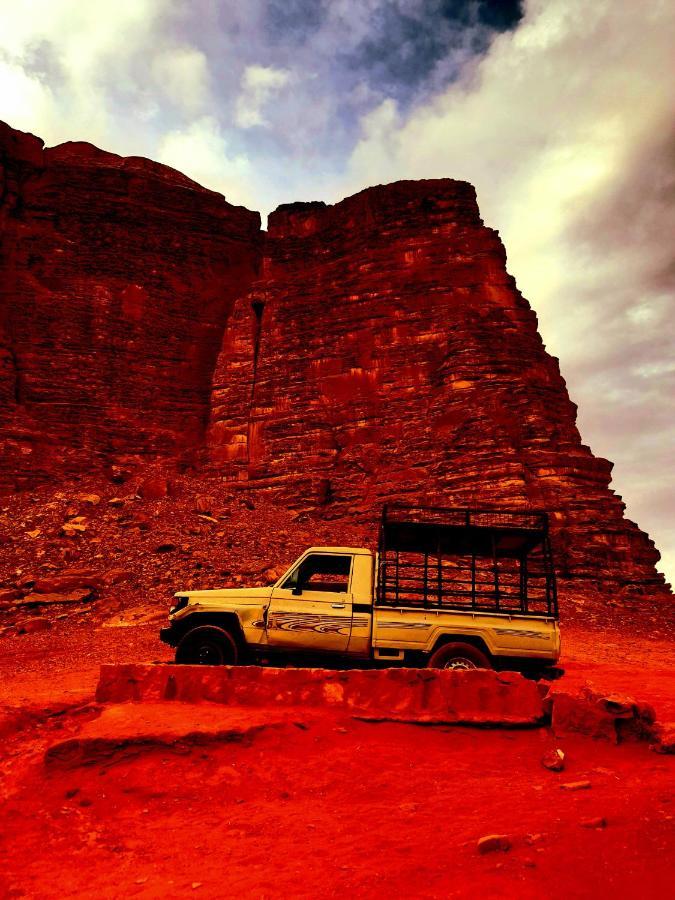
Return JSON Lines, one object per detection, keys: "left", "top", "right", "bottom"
{"left": 268, "top": 613, "right": 368, "bottom": 636}
{"left": 494, "top": 628, "right": 550, "bottom": 640}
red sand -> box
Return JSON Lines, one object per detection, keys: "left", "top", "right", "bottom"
{"left": 1, "top": 703, "right": 673, "bottom": 899}
{"left": 0, "top": 623, "right": 674, "bottom": 899}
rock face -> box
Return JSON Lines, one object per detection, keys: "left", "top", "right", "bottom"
{"left": 0, "top": 122, "right": 669, "bottom": 602}
{"left": 0, "top": 122, "right": 260, "bottom": 491}
{"left": 208, "top": 181, "right": 668, "bottom": 600}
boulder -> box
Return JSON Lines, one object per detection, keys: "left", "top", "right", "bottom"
{"left": 33, "top": 572, "right": 102, "bottom": 593}
{"left": 548, "top": 683, "right": 658, "bottom": 743}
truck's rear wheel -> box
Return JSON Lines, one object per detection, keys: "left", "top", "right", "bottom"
{"left": 175, "top": 625, "right": 238, "bottom": 666}
{"left": 427, "top": 642, "right": 492, "bottom": 671}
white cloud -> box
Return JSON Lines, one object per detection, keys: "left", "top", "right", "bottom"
{"left": 0, "top": 0, "right": 166, "bottom": 150}
{"left": 151, "top": 46, "right": 210, "bottom": 115}
{"left": 0, "top": 59, "right": 53, "bottom": 134}
{"left": 235, "top": 64, "right": 291, "bottom": 129}
{"left": 157, "top": 116, "right": 253, "bottom": 207}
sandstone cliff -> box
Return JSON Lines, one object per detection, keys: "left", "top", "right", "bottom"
{"left": 0, "top": 122, "right": 260, "bottom": 491}
{"left": 0, "top": 122, "right": 669, "bottom": 602}
{"left": 208, "top": 181, "right": 667, "bottom": 600}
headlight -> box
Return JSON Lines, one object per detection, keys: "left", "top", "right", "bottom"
{"left": 169, "top": 596, "right": 189, "bottom": 615}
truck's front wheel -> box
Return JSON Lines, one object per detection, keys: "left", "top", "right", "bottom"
{"left": 175, "top": 625, "right": 238, "bottom": 666}
{"left": 427, "top": 641, "right": 492, "bottom": 671}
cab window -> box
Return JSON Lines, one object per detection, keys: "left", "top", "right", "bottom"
{"left": 282, "top": 554, "right": 352, "bottom": 594}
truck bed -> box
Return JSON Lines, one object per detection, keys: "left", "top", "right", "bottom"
{"left": 376, "top": 505, "right": 558, "bottom": 618}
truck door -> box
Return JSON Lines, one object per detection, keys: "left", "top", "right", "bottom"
{"left": 267, "top": 552, "right": 353, "bottom": 653}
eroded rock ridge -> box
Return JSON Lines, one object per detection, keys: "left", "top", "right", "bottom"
{"left": 0, "top": 123, "right": 668, "bottom": 601}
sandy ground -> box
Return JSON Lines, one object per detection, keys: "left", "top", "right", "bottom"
{"left": 1, "top": 699, "right": 673, "bottom": 899}
{"left": 0, "top": 621, "right": 673, "bottom": 899}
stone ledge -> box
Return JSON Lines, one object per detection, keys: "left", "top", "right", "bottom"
{"left": 95, "top": 664, "right": 546, "bottom": 726}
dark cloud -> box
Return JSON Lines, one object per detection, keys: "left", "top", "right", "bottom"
{"left": 264, "top": 0, "right": 327, "bottom": 43}
{"left": 344, "top": 1, "right": 523, "bottom": 103}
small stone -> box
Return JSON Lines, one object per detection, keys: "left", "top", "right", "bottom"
{"left": 194, "top": 495, "right": 216, "bottom": 514}
{"left": 561, "top": 780, "right": 591, "bottom": 791}
{"left": 580, "top": 817, "right": 606, "bottom": 829}
{"left": 477, "top": 834, "right": 511, "bottom": 854}
{"left": 61, "top": 521, "right": 87, "bottom": 536}
{"left": 650, "top": 723, "right": 675, "bottom": 755}
{"left": 20, "top": 617, "right": 51, "bottom": 634}
{"left": 133, "top": 514, "right": 152, "bottom": 532}
{"left": 101, "top": 568, "right": 130, "bottom": 586}
{"left": 138, "top": 476, "right": 170, "bottom": 501}
{"left": 541, "top": 748, "right": 565, "bottom": 771}
{"left": 525, "top": 833, "right": 543, "bottom": 845}
{"left": 154, "top": 543, "right": 176, "bottom": 553}
{"left": 191, "top": 883, "right": 202, "bottom": 890}
{"left": 77, "top": 494, "right": 101, "bottom": 506}
{"left": 108, "top": 497, "right": 125, "bottom": 507}
{"left": 110, "top": 464, "right": 131, "bottom": 484}
{"left": 19, "top": 589, "right": 91, "bottom": 605}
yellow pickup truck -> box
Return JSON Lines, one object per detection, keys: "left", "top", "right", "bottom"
{"left": 160, "top": 505, "right": 561, "bottom": 673}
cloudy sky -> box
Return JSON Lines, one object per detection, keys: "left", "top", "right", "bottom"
{"left": 1, "top": 0, "right": 673, "bottom": 585}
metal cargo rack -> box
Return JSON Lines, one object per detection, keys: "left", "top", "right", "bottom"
{"left": 376, "top": 504, "right": 558, "bottom": 617}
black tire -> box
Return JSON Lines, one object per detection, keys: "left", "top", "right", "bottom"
{"left": 427, "top": 641, "right": 492, "bottom": 671}
{"left": 175, "top": 625, "right": 238, "bottom": 666}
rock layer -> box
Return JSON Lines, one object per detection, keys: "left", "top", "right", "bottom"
{"left": 0, "top": 122, "right": 669, "bottom": 602}
{"left": 0, "top": 122, "right": 260, "bottom": 491}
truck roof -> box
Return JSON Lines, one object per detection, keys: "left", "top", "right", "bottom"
{"left": 305, "top": 546, "right": 373, "bottom": 556}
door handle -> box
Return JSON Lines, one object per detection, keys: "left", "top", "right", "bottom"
{"left": 331, "top": 603, "right": 346, "bottom": 609}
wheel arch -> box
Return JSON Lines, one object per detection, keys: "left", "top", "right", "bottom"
{"left": 428, "top": 631, "right": 493, "bottom": 661}
{"left": 175, "top": 612, "right": 246, "bottom": 650}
